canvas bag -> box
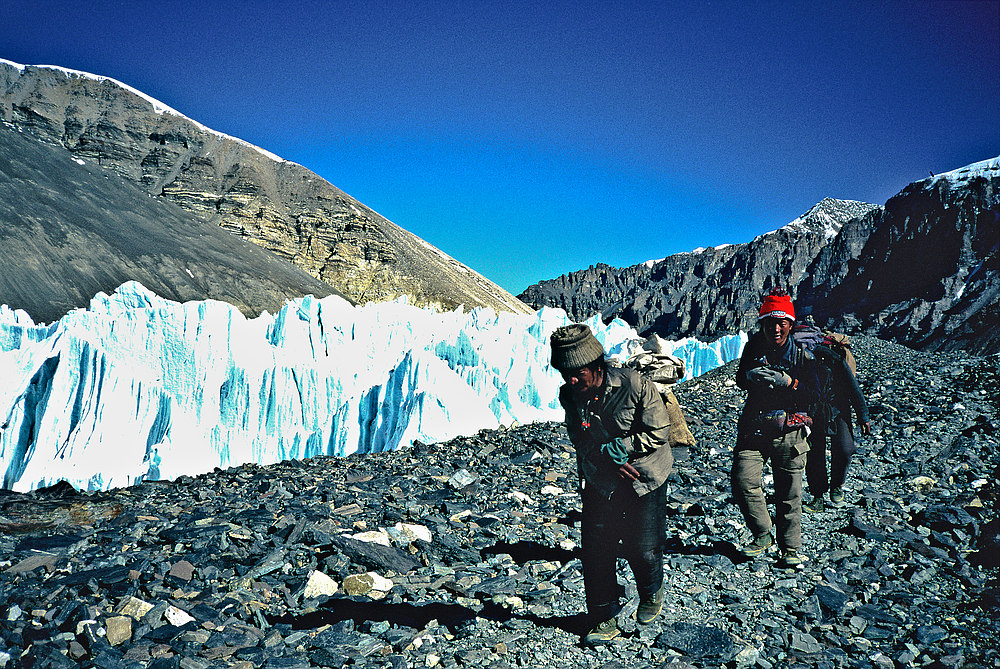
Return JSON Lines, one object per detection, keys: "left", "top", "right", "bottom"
{"left": 625, "top": 334, "right": 696, "bottom": 448}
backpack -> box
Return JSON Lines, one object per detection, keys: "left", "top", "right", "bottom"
{"left": 623, "top": 334, "right": 696, "bottom": 449}
{"left": 822, "top": 331, "right": 857, "bottom": 374}
{"left": 791, "top": 324, "right": 856, "bottom": 427}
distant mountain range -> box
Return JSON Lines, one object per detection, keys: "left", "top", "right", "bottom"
{"left": 2, "top": 60, "right": 995, "bottom": 353}
{"left": 520, "top": 158, "right": 1000, "bottom": 354}
{"left": 0, "top": 59, "right": 531, "bottom": 321}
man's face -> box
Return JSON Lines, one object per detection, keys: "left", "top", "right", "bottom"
{"left": 763, "top": 317, "right": 793, "bottom": 348}
{"left": 561, "top": 364, "right": 603, "bottom": 397}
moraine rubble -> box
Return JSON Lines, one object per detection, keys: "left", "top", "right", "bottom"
{"left": 1, "top": 336, "right": 997, "bottom": 669}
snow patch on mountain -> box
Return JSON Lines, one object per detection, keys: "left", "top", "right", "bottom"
{"left": 748, "top": 198, "right": 878, "bottom": 243}
{"left": 0, "top": 58, "right": 286, "bottom": 164}
{"left": 926, "top": 155, "right": 1000, "bottom": 189}
{"left": 0, "top": 283, "right": 745, "bottom": 492}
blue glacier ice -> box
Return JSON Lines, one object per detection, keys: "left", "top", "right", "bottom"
{"left": 0, "top": 283, "right": 746, "bottom": 492}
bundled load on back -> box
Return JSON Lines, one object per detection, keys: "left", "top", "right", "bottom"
{"left": 626, "top": 333, "right": 688, "bottom": 387}
{"left": 622, "top": 334, "right": 696, "bottom": 448}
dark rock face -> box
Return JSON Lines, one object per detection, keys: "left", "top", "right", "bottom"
{"left": 0, "top": 61, "right": 530, "bottom": 315}
{"left": 521, "top": 160, "right": 1000, "bottom": 354}
{"left": 1, "top": 336, "right": 997, "bottom": 668}
{"left": 520, "top": 198, "right": 880, "bottom": 340}
{"left": 0, "top": 122, "right": 343, "bottom": 323}
{"left": 815, "top": 162, "right": 1000, "bottom": 355}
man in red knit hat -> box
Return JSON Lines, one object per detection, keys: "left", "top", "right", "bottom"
{"left": 732, "top": 289, "right": 818, "bottom": 568}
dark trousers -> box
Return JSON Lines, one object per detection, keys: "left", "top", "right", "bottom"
{"left": 806, "top": 415, "right": 858, "bottom": 495}
{"left": 731, "top": 429, "right": 808, "bottom": 550}
{"left": 580, "top": 481, "right": 666, "bottom": 621}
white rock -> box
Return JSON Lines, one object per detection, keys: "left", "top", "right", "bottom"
{"left": 387, "top": 522, "right": 432, "bottom": 544}
{"left": 303, "top": 570, "right": 339, "bottom": 598}
{"left": 350, "top": 530, "right": 391, "bottom": 546}
{"left": 507, "top": 491, "right": 534, "bottom": 505}
{"left": 164, "top": 605, "right": 194, "bottom": 626}
{"left": 368, "top": 572, "right": 394, "bottom": 592}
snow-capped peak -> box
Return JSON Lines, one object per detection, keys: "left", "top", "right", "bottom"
{"left": 0, "top": 58, "right": 287, "bottom": 164}
{"left": 780, "top": 198, "right": 876, "bottom": 240}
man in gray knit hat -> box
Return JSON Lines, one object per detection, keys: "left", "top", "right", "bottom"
{"left": 550, "top": 323, "right": 673, "bottom": 645}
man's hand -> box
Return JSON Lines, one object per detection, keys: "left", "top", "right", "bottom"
{"left": 859, "top": 420, "right": 872, "bottom": 436}
{"left": 746, "top": 367, "right": 793, "bottom": 389}
{"left": 618, "top": 462, "right": 641, "bottom": 481}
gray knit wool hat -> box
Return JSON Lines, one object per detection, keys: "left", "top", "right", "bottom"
{"left": 550, "top": 324, "right": 605, "bottom": 371}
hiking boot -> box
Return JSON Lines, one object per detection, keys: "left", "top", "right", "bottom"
{"left": 742, "top": 532, "right": 774, "bottom": 557}
{"left": 776, "top": 548, "right": 809, "bottom": 569}
{"left": 636, "top": 586, "right": 665, "bottom": 624}
{"left": 583, "top": 618, "right": 621, "bottom": 645}
{"left": 802, "top": 494, "right": 825, "bottom": 513}
{"left": 828, "top": 487, "right": 846, "bottom": 507}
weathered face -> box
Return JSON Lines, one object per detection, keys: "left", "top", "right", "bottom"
{"left": 561, "top": 364, "right": 604, "bottom": 397}
{"left": 763, "top": 317, "right": 793, "bottom": 348}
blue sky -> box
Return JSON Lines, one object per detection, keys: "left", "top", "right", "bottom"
{"left": 3, "top": 0, "right": 997, "bottom": 294}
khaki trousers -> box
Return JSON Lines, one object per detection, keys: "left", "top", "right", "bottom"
{"left": 731, "top": 428, "right": 809, "bottom": 550}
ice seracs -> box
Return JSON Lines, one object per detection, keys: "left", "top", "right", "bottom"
{"left": 0, "top": 283, "right": 745, "bottom": 492}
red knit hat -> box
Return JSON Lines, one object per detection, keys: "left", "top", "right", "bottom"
{"left": 758, "top": 293, "right": 796, "bottom": 321}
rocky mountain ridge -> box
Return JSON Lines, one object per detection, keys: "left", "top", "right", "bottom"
{"left": 0, "top": 59, "right": 530, "bottom": 316}
{"left": 519, "top": 198, "right": 880, "bottom": 340}
{"left": 814, "top": 158, "right": 1000, "bottom": 355}
{"left": 520, "top": 158, "right": 999, "bottom": 354}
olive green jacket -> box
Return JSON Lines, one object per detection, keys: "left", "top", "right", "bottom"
{"left": 559, "top": 365, "right": 673, "bottom": 498}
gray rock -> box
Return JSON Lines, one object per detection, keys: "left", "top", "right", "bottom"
{"left": 789, "top": 630, "right": 823, "bottom": 654}
{"left": 654, "top": 622, "right": 736, "bottom": 660}
{"left": 814, "top": 584, "right": 850, "bottom": 618}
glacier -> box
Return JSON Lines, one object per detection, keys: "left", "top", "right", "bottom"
{"left": 0, "top": 283, "right": 746, "bottom": 492}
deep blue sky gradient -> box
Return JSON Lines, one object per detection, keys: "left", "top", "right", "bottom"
{"left": 3, "top": 0, "right": 997, "bottom": 293}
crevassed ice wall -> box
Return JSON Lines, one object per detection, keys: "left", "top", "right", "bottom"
{"left": 0, "top": 283, "right": 746, "bottom": 492}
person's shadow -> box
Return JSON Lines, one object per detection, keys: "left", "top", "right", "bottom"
{"left": 663, "top": 536, "right": 750, "bottom": 564}
{"left": 270, "top": 594, "right": 593, "bottom": 636}
{"left": 270, "top": 532, "right": 747, "bottom": 640}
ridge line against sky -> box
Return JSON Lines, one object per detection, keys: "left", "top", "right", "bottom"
{"left": 2, "top": 0, "right": 997, "bottom": 294}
